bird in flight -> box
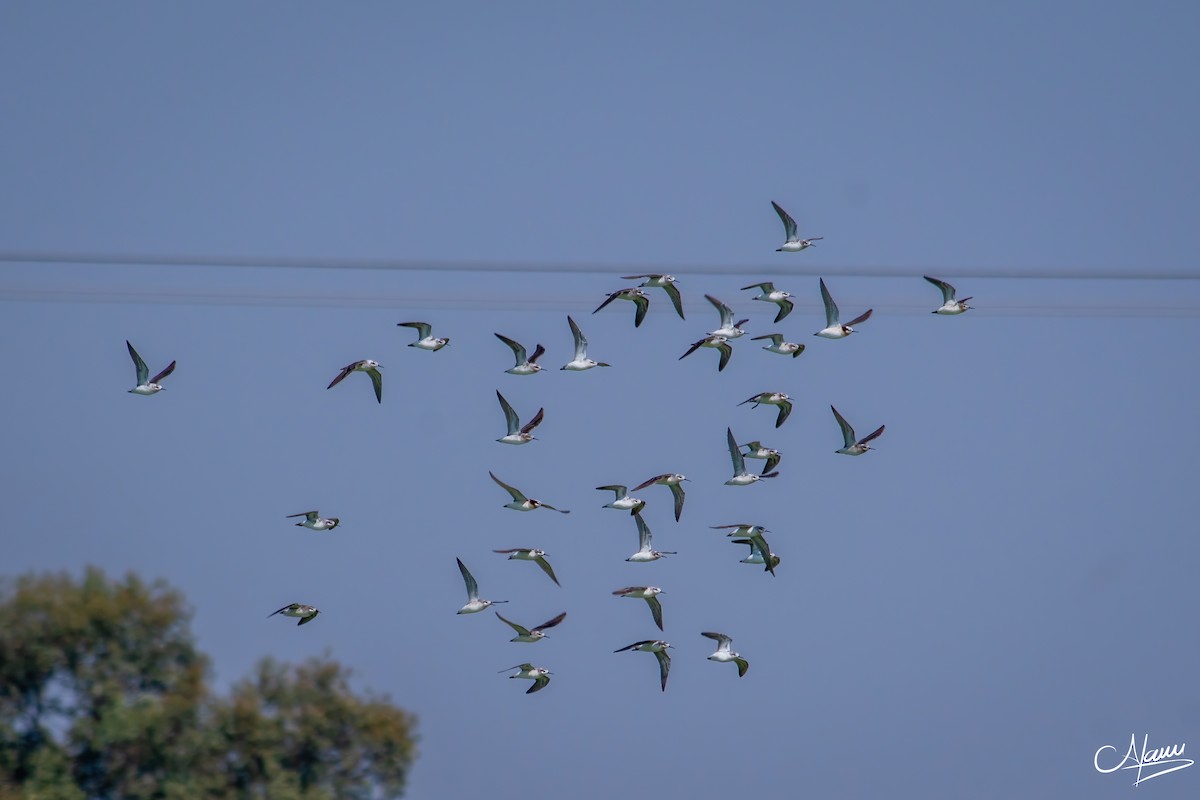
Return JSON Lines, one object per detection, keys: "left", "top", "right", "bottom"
{"left": 396, "top": 321, "right": 450, "bottom": 350}
{"left": 815, "top": 278, "right": 872, "bottom": 339}
{"left": 489, "top": 471, "right": 570, "bottom": 513}
{"left": 562, "top": 315, "right": 610, "bottom": 371}
{"left": 327, "top": 360, "right": 383, "bottom": 403}
{"left": 492, "top": 547, "right": 561, "bottom": 586}
{"left": 614, "top": 639, "right": 673, "bottom": 692}
{"left": 286, "top": 510, "right": 340, "bottom": 531}
{"left": 456, "top": 558, "right": 508, "bottom": 614}
{"left": 626, "top": 512, "right": 676, "bottom": 562}
{"left": 750, "top": 333, "right": 805, "bottom": 359}
{"left": 269, "top": 603, "right": 320, "bottom": 626}
{"left": 631, "top": 473, "right": 689, "bottom": 522}
{"left": 495, "top": 391, "right": 544, "bottom": 445}
{"left": 494, "top": 333, "right": 545, "bottom": 376}
{"left": 499, "top": 663, "right": 552, "bottom": 694}
{"left": 924, "top": 275, "right": 973, "bottom": 315}
{"left": 593, "top": 287, "right": 651, "bottom": 328}
{"left": 495, "top": 611, "right": 566, "bottom": 643}
{"left": 126, "top": 340, "right": 175, "bottom": 395}
{"left": 613, "top": 586, "right": 665, "bottom": 631}
{"left": 742, "top": 281, "right": 795, "bottom": 323}
{"left": 739, "top": 392, "right": 793, "bottom": 428}
{"left": 701, "top": 631, "right": 750, "bottom": 677}
{"left": 622, "top": 274, "right": 685, "bottom": 319}
{"left": 771, "top": 201, "right": 823, "bottom": 252}
{"left": 831, "top": 405, "right": 885, "bottom": 456}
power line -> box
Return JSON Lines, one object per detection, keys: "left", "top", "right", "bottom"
{"left": 4, "top": 285, "right": 1200, "bottom": 318}
{"left": 3, "top": 250, "right": 1199, "bottom": 281}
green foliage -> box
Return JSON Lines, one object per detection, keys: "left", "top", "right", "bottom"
{"left": 0, "top": 568, "right": 417, "bottom": 799}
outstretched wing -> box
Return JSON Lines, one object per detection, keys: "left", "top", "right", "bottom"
{"left": 634, "top": 512, "right": 652, "bottom": 551}
{"left": 631, "top": 474, "right": 667, "bottom": 491}
{"left": 701, "top": 631, "right": 733, "bottom": 651}
{"left": 398, "top": 321, "right": 432, "bottom": 338}
{"left": 726, "top": 427, "right": 746, "bottom": 474}
{"left": 655, "top": 649, "right": 671, "bottom": 692}
{"left": 533, "top": 611, "right": 567, "bottom": 633}
{"left": 705, "top": 294, "right": 733, "bottom": 327}
{"left": 527, "top": 344, "right": 546, "bottom": 364}
{"left": 734, "top": 657, "right": 749, "bottom": 677}
{"left": 771, "top": 201, "right": 798, "bottom": 242}
{"left": 494, "top": 333, "right": 527, "bottom": 365}
{"left": 126, "top": 340, "right": 150, "bottom": 385}
{"left": 366, "top": 368, "right": 383, "bottom": 404}
{"left": 497, "top": 390, "right": 520, "bottom": 435}
{"left": 831, "top": 405, "right": 856, "bottom": 448}
{"left": 646, "top": 596, "right": 664, "bottom": 631}
{"left": 751, "top": 333, "right": 783, "bottom": 346}
{"left": 742, "top": 281, "right": 773, "bottom": 292}
{"left": 528, "top": 674, "right": 550, "bottom": 694}
{"left": 679, "top": 339, "right": 707, "bottom": 360}
{"left": 859, "top": 424, "right": 886, "bottom": 446}
{"left": 326, "top": 363, "right": 356, "bottom": 390}
{"left": 297, "top": 611, "right": 319, "bottom": 626}
{"left": 568, "top": 315, "right": 587, "bottom": 360}
{"left": 456, "top": 558, "right": 479, "bottom": 600}
{"left": 495, "top": 611, "right": 531, "bottom": 637}
{"left": 844, "top": 309, "right": 873, "bottom": 328}
{"left": 520, "top": 407, "right": 544, "bottom": 436}
{"left": 662, "top": 282, "right": 685, "bottom": 320}
{"left": 489, "top": 471, "right": 527, "bottom": 503}
{"left": 819, "top": 278, "right": 839, "bottom": 327}
{"left": 668, "top": 482, "right": 685, "bottom": 522}
{"left": 773, "top": 298, "right": 793, "bottom": 324}
{"left": 269, "top": 604, "right": 296, "bottom": 617}
{"left": 633, "top": 294, "right": 649, "bottom": 328}
{"left": 150, "top": 361, "right": 176, "bottom": 385}
{"left": 775, "top": 400, "right": 792, "bottom": 428}
{"left": 534, "top": 555, "right": 561, "bottom": 586}
{"left": 593, "top": 290, "right": 621, "bottom": 314}
{"left": 923, "top": 275, "right": 956, "bottom": 303}
{"left": 716, "top": 341, "right": 732, "bottom": 372}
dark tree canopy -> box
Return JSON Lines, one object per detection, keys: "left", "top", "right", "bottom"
{"left": 0, "top": 567, "right": 417, "bottom": 800}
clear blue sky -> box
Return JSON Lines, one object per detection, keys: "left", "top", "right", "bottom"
{"left": 2, "top": 3, "right": 1198, "bottom": 798}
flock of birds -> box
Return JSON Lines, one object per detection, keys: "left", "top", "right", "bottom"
{"left": 125, "top": 200, "right": 973, "bottom": 695}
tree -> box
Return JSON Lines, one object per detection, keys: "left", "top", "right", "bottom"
{"left": 0, "top": 568, "right": 417, "bottom": 799}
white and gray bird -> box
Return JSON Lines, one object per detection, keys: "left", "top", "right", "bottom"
{"left": 494, "top": 333, "right": 546, "bottom": 376}
{"left": 268, "top": 603, "right": 320, "bottom": 626}
{"left": 286, "top": 510, "right": 340, "bottom": 531}
{"left": 613, "top": 586, "right": 665, "bottom": 631}
{"left": 327, "top": 359, "right": 383, "bottom": 403}
{"left": 738, "top": 392, "right": 793, "bottom": 428}
{"left": 741, "top": 441, "right": 782, "bottom": 474}
{"left": 831, "top": 405, "right": 885, "bottom": 456}
{"left": 725, "top": 427, "right": 779, "bottom": 486}
{"left": 495, "top": 391, "right": 544, "bottom": 445}
{"left": 626, "top": 512, "right": 676, "bottom": 562}
{"left": 495, "top": 610, "right": 566, "bottom": 643}
{"left": 499, "top": 663, "right": 552, "bottom": 694}
{"left": 701, "top": 631, "right": 750, "bottom": 677}
{"left": 815, "top": 278, "right": 872, "bottom": 339}
{"left": 631, "top": 473, "right": 689, "bottom": 522}
{"left": 712, "top": 524, "right": 777, "bottom": 576}
{"left": 126, "top": 340, "right": 176, "bottom": 395}
{"left": 742, "top": 282, "right": 795, "bottom": 323}
{"left": 562, "top": 315, "right": 610, "bottom": 371}
{"left": 771, "top": 201, "right": 823, "bottom": 252}
{"left": 705, "top": 294, "right": 749, "bottom": 339}
{"left": 456, "top": 558, "right": 508, "bottom": 614}
{"left": 489, "top": 471, "right": 570, "bottom": 513}
{"left": 614, "top": 639, "right": 673, "bottom": 691}
{"left": 593, "top": 287, "right": 651, "bottom": 328}
{"left": 730, "top": 536, "right": 781, "bottom": 574}
{"left": 396, "top": 321, "right": 450, "bottom": 350}
{"left": 492, "top": 547, "right": 561, "bottom": 586}
{"left": 924, "top": 275, "right": 973, "bottom": 315}
{"left": 750, "top": 333, "right": 805, "bottom": 358}
{"left": 622, "top": 274, "right": 685, "bottom": 319}
{"left": 679, "top": 335, "right": 733, "bottom": 372}
{"left": 597, "top": 485, "right": 645, "bottom": 515}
